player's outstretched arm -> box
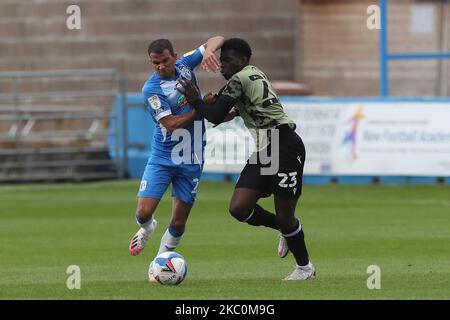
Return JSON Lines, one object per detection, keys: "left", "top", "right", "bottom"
{"left": 212, "top": 108, "right": 238, "bottom": 128}
{"left": 158, "top": 109, "right": 197, "bottom": 133}
{"left": 222, "top": 107, "right": 238, "bottom": 123}
{"left": 201, "top": 36, "right": 224, "bottom": 72}
{"left": 205, "top": 91, "right": 238, "bottom": 126}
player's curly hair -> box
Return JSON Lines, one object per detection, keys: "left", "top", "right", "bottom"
{"left": 222, "top": 38, "right": 252, "bottom": 61}
{"left": 148, "top": 39, "right": 174, "bottom": 55}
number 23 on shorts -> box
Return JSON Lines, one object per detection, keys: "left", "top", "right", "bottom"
{"left": 277, "top": 172, "right": 297, "bottom": 188}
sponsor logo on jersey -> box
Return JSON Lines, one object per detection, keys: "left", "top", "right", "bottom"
{"left": 177, "top": 94, "right": 189, "bottom": 108}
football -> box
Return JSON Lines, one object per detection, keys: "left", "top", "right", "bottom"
{"left": 150, "top": 251, "right": 188, "bottom": 285}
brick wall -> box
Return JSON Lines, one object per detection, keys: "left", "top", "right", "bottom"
{"left": 3, "top": 0, "right": 448, "bottom": 97}
{"left": 0, "top": 0, "right": 299, "bottom": 95}
{"left": 297, "top": 0, "right": 450, "bottom": 96}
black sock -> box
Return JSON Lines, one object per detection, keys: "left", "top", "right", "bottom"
{"left": 284, "top": 220, "right": 310, "bottom": 266}
{"left": 244, "top": 204, "right": 279, "bottom": 230}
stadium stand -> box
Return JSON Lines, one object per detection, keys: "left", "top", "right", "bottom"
{"left": 1, "top": 0, "right": 449, "bottom": 183}
{"left": 0, "top": 0, "right": 302, "bottom": 182}
{"left": 0, "top": 69, "right": 126, "bottom": 181}
{"left": 0, "top": 0, "right": 299, "bottom": 94}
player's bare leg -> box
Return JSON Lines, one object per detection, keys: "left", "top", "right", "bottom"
{"left": 156, "top": 197, "right": 192, "bottom": 255}
{"left": 274, "top": 195, "right": 315, "bottom": 280}
{"left": 129, "top": 197, "right": 160, "bottom": 256}
{"left": 229, "top": 187, "right": 278, "bottom": 229}
{"left": 230, "top": 187, "right": 289, "bottom": 257}
{"left": 149, "top": 197, "right": 192, "bottom": 283}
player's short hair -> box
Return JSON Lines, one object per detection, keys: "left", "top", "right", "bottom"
{"left": 222, "top": 38, "right": 252, "bottom": 61}
{"left": 148, "top": 39, "right": 174, "bottom": 55}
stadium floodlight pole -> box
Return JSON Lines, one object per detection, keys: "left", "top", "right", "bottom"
{"left": 379, "top": 0, "right": 389, "bottom": 97}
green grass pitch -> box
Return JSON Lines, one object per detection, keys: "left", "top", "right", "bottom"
{"left": 0, "top": 180, "right": 449, "bottom": 299}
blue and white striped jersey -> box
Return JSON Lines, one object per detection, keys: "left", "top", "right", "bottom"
{"left": 142, "top": 46, "right": 206, "bottom": 166}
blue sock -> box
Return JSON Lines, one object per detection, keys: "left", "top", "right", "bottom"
{"left": 168, "top": 224, "right": 185, "bottom": 237}
{"left": 157, "top": 225, "right": 185, "bottom": 255}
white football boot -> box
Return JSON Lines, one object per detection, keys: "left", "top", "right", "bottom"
{"left": 278, "top": 234, "right": 289, "bottom": 258}
{"left": 283, "top": 262, "right": 316, "bottom": 281}
{"left": 129, "top": 219, "right": 157, "bottom": 256}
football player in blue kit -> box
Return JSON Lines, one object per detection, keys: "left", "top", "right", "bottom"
{"left": 129, "top": 36, "right": 224, "bottom": 281}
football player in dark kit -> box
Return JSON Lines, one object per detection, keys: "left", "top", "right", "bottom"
{"left": 178, "top": 38, "right": 315, "bottom": 280}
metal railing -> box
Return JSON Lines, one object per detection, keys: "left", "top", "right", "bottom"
{"left": 0, "top": 69, "right": 128, "bottom": 182}
{"left": 379, "top": 0, "right": 450, "bottom": 96}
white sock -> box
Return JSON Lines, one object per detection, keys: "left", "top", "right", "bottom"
{"left": 298, "top": 261, "right": 313, "bottom": 270}
{"left": 136, "top": 215, "right": 155, "bottom": 233}
{"left": 157, "top": 228, "right": 183, "bottom": 255}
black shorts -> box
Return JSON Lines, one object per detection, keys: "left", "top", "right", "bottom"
{"left": 235, "top": 124, "right": 306, "bottom": 199}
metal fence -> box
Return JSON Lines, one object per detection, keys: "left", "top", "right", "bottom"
{"left": 0, "top": 69, "right": 128, "bottom": 182}
{"left": 378, "top": 0, "right": 450, "bottom": 96}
